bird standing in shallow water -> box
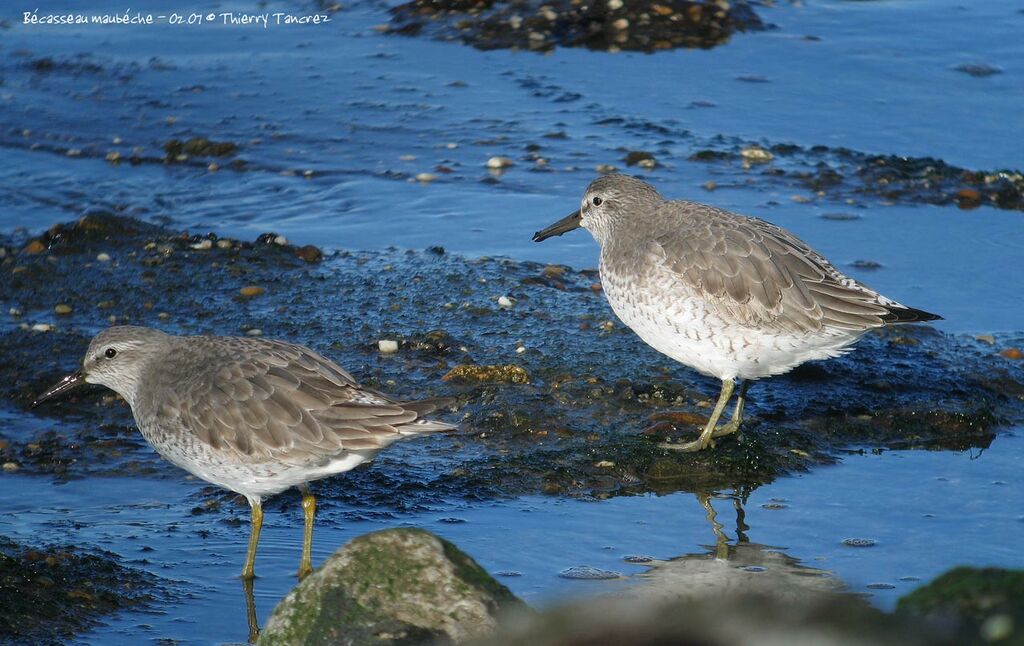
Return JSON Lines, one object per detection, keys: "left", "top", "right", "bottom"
{"left": 34, "top": 326, "right": 453, "bottom": 579}
{"left": 534, "top": 174, "right": 940, "bottom": 452}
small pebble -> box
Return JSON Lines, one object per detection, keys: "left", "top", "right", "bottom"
{"left": 2, "top": 463, "right": 19, "bottom": 473}
{"left": 54, "top": 304, "right": 72, "bottom": 315}
{"left": 595, "top": 164, "right": 617, "bottom": 174}
{"left": 612, "top": 18, "right": 629, "bottom": 30}
{"left": 637, "top": 158, "right": 657, "bottom": 170}
{"left": 378, "top": 339, "right": 399, "bottom": 354}
{"left": 415, "top": 173, "right": 437, "bottom": 183}
{"left": 486, "top": 156, "right": 514, "bottom": 169}
{"left": 622, "top": 555, "right": 653, "bottom": 563}
{"left": 595, "top": 460, "right": 615, "bottom": 468}
{"left": 96, "top": 252, "right": 111, "bottom": 262}
{"left": 842, "top": 538, "right": 876, "bottom": 548}
{"left": 216, "top": 239, "right": 233, "bottom": 249}
{"left": 975, "top": 334, "right": 996, "bottom": 345}
{"left": 607, "top": 0, "right": 623, "bottom": 8}
{"left": 559, "top": 565, "right": 620, "bottom": 580}
{"left": 497, "top": 295, "right": 515, "bottom": 309}
{"left": 190, "top": 239, "right": 213, "bottom": 251}
{"left": 207, "top": 163, "right": 220, "bottom": 172}
{"left": 1000, "top": 348, "right": 1023, "bottom": 360}
{"left": 246, "top": 328, "right": 262, "bottom": 336}
{"left": 239, "top": 286, "right": 265, "bottom": 298}
{"left": 274, "top": 235, "right": 288, "bottom": 246}
{"left": 740, "top": 146, "right": 773, "bottom": 162}
{"left": 9, "top": 308, "right": 22, "bottom": 317}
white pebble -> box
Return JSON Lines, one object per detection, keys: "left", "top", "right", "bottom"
{"left": 9, "top": 308, "right": 22, "bottom": 317}
{"left": 274, "top": 235, "right": 288, "bottom": 246}
{"left": 516, "top": 345, "right": 526, "bottom": 354}
{"left": 415, "top": 173, "right": 437, "bottom": 183}
{"left": 216, "top": 239, "right": 233, "bottom": 249}
{"left": 32, "top": 323, "right": 53, "bottom": 332}
{"left": 497, "top": 296, "right": 515, "bottom": 309}
{"left": 612, "top": 18, "right": 629, "bottom": 29}
{"left": 190, "top": 239, "right": 213, "bottom": 250}
{"left": 378, "top": 339, "right": 399, "bottom": 354}
{"left": 607, "top": 0, "right": 623, "bottom": 9}
{"left": 96, "top": 252, "right": 111, "bottom": 262}
{"left": 486, "top": 156, "right": 514, "bottom": 169}
{"left": 246, "top": 328, "right": 263, "bottom": 336}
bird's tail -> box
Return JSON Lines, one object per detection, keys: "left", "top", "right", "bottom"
{"left": 399, "top": 397, "right": 457, "bottom": 435}
{"left": 881, "top": 305, "right": 943, "bottom": 324}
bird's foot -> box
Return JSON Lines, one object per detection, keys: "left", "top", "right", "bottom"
{"left": 711, "top": 419, "right": 742, "bottom": 439}
{"left": 657, "top": 437, "right": 711, "bottom": 452}
{"left": 658, "top": 420, "right": 742, "bottom": 452}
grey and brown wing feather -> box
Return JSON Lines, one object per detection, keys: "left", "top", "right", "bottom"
{"left": 639, "top": 202, "right": 940, "bottom": 334}
{"left": 157, "top": 337, "right": 453, "bottom": 465}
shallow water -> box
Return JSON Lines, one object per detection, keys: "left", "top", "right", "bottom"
{"left": 2, "top": 432, "right": 1022, "bottom": 643}
{"left": 1, "top": 0, "right": 1023, "bottom": 642}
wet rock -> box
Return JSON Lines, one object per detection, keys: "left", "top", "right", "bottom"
{"left": 386, "top": 0, "right": 766, "bottom": 53}
{"left": 239, "top": 286, "right": 266, "bottom": 298}
{"left": 897, "top": 567, "right": 1024, "bottom": 644}
{"left": 954, "top": 63, "right": 1002, "bottom": 78}
{"left": 163, "top": 137, "right": 239, "bottom": 161}
{"left": 1000, "top": 348, "right": 1023, "bottom": 360}
{"left": 689, "top": 142, "right": 1024, "bottom": 212}
{"left": 442, "top": 364, "right": 530, "bottom": 384}
{"left": 623, "top": 150, "right": 656, "bottom": 167}
{"left": 0, "top": 535, "right": 159, "bottom": 643}
{"left": 258, "top": 528, "right": 525, "bottom": 644}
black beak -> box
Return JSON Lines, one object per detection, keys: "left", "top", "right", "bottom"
{"left": 533, "top": 209, "right": 582, "bottom": 242}
{"left": 32, "top": 370, "right": 85, "bottom": 408}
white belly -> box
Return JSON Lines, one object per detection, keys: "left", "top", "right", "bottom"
{"left": 600, "top": 265, "right": 863, "bottom": 381}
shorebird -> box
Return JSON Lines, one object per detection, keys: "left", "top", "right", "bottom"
{"left": 534, "top": 174, "right": 940, "bottom": 451}
{"left": 34, "top": 326, "right": 453, "bottom": 579}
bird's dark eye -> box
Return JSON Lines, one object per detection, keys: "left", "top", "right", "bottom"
{"left": 105, "top": 348, "right": 117, "bottom": 359}
{"left": 592, "top": 197, "right": 603, "bottom": 206}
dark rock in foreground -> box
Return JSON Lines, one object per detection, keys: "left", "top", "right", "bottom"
{"left": 481, "top": 591, "right": 952, "bottom": 646}
{"left": 387, "top": 0, "right": 766, "bottom": 53}
{"left": 258, "top": 528, "right": 525, "bottom": 645}
{"left": 898, "top": 567, "right": 1024, "bottom": 644}
{"left": 0, "top": 535, "right": 160, "bottom": 643}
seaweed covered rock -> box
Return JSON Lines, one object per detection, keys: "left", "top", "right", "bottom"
{"left": 258, "top": 528, "right": 525, "bottom": 645}
{"left": 0, "top": 535, "right": 158, "bottom": 643}
{"left": 898, "top": 567, "right": 1024, "bottom": 644}
{"left": 387, "top": 0, "right": 766, "bottom": 53}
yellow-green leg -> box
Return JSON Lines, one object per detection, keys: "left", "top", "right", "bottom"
{"left": 242, "top": 576, "right": 260, "bottom": 643}
{"left": 709, "top": 380, "right": 750, "bottom": 440}
{"left": 297, "top": 486, "right": 316, "bottom": 579}
{"left": 659, "top": 378, "right": 735, "bottom": 452}
{"left": 242, "top": 498, "right": 263, "bottom": 580}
